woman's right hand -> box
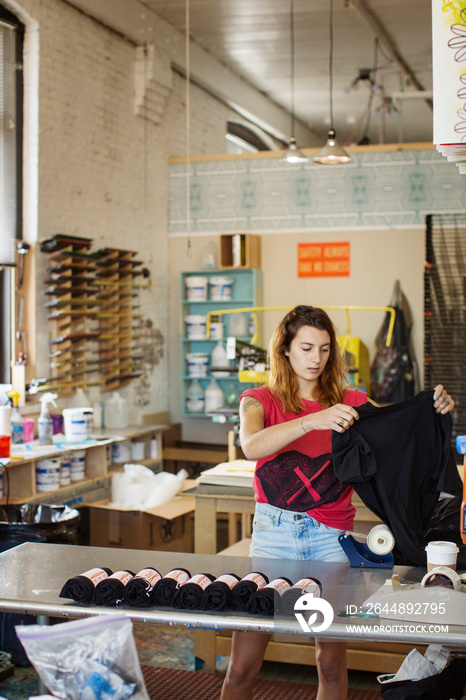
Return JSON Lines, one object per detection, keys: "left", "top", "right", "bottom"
{"left": 303, "top": 404, "right": 360, "bottom": 433}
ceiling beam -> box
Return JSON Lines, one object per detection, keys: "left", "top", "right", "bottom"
{"left": 64, "top": 0, "right": 318, "bottom": 146}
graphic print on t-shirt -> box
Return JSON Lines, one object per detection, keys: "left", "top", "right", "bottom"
{"left": 256, "top": 450, "right": 346, "bottom": 511}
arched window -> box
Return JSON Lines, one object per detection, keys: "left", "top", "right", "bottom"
{"left": 226, "top": 120, "right": 277, "bottom": 154}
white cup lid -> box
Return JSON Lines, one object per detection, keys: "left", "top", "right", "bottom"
{"left": 425, "top": 540, "right": 459, "bottom": 553}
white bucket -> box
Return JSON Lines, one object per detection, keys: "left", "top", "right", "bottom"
{"left": 186, "top": 352, "right": 210, "bottom": 377}
{"left": 60, "top": 457, "right": 71, "bottom": 487}
{"left": 185, "top": 276, "right": 208, "bottom": 301}
{"left": 131, "top": 441, "right": 145, "bottom": 461}
{"left": 36, "top": 458, "right": 61, "bottom": 492}
{"left": 210, "top": 322, "right": 224, "bottom": 340}
{"left": 185, "top": 315, "right": 207, "bottom": 340}
{"left": 63, "top": 408, "right": 93, "bottom": 442}
{"left": 209, "top": 276, "right": 234, "bottom": 301}
{"left": 112, "top": 441, "right": 131, "bottom": 464}
{"left": 70, "top": 450, "right": 86, "bottom": 482}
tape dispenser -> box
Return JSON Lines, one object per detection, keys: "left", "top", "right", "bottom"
{"left": 339, "top": 524, "right": 395, "bottom": 568}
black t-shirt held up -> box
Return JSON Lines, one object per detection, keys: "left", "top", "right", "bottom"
{"left": 332, "top": 391, "right": 452, "bottom": 566}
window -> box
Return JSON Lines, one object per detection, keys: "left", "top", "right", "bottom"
{"left": 0, "top": 5, "right": 23, "bottom": 381}
{"left": 225, "top": 120, "right": 277, "bottom": 154}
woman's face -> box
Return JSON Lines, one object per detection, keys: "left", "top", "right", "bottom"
{"left": 284, "top": 325, "right": 331, "bottom": 386}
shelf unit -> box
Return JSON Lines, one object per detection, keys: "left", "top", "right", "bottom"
{"left": 180, "top": 269, "right": 262, "bottom": 418}
{"left": 0, "top": 424, "right": 169, "bottom": 506}
{"left": 41, "top": 235, "right": 149, "bottom": 395}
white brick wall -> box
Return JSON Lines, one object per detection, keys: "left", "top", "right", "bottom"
{"left": 5, "top": 0, "right": 234, "bottom": 420}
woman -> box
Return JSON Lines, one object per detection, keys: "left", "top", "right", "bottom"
{"left": 220, "top": 305, "right": 454, "bottom": 700}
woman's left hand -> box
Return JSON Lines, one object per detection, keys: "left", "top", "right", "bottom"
{"left": 433, "top": 385, "right": 455, "bottom": 414}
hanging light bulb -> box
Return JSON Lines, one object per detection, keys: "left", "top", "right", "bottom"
{"left": 313, "top": 129, "right": 352, "bottom": 165}
{"left": 282, "top": 137, "right": 308, "bottom": 163}
{"left": 282, "top": 0, "right": 308, "bottom": 164}
{"left": 314, "top": 0, "right": 352, "bottom": 165}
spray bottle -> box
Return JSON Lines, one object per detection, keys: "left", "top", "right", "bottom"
{"left": 38, "top": 393, "right": 58, "bottom": 445}
{"left": 7, "top": 390, "right": 23, "bottom": 445}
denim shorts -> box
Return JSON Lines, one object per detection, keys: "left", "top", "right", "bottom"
{"left": 249, "top": 502, "right": 349, "bottom": 563}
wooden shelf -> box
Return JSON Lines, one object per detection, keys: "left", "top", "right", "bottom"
{"left": 41, "top": 237, "right": 149, "bottom": 395}
{"left": 219, "top": 234, "right": 261, "bottom": 269}
{"left": 0, "top": 424, "right": 169, "bottom": 504}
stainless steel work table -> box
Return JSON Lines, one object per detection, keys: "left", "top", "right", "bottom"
{"left": 0, "top": 541, "right": 465, "bottom": 649}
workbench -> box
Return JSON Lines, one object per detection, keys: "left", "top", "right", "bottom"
{"left": 0, "top": 541, "right": 465, "bottom": 676}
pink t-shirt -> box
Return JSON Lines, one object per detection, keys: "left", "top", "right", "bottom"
{"left": 241, "top": 386, "right": 367, "bottom": 530}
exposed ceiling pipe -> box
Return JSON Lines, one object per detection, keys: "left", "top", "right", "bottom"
{"left": 346, "top": 0, "right": 433, "bottom": 111}
{"left": 391, "top": 91, "right": 433, "bottom": 101}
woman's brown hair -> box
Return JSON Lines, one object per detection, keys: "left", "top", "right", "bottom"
{"left": 267, "top": 305, "right": 347, "bottom": 414}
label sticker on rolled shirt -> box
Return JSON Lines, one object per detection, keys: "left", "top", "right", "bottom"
{"left": 188, "top": 574, "right": 212, "bottom": 590}
{"left": 165, "top": 569, "right": 191, "bottom": 585}
{"left": 135, "top": 568, "right": 162, "bottom": 585}
{"left": 264, "top": 578, "right": 292, "bottom": 595}
{"left": 292, "top": 578, "right": 322, "bottom": 597}
{"left": 215, "top": 574, "right": 239, "bottom": 589}
{"left": 110, "top": 571, "right": 134, "bottom": 585}
{"left": 81, "top": 568, "right": 111, "bottom": 586}
{"left": 242, "top": 572, "right": 267, "bottom": 588}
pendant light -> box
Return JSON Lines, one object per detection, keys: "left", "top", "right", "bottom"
{"left": 282, "top": 0, "right": 308, "bottom": 163}
{"left": 314, "top": 0, "right": 352, "bottom": 165}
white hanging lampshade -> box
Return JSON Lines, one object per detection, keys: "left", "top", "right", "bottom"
{"left": 313, "top": 0, "right": 352, "bottom": 165}
{"left": 313, "top": 129, "right": 352, "bottom": 165}
{"left": 281, "top": 0, "right": 308, "bottom": 164}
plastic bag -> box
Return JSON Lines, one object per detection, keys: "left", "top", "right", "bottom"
{"left": 15, "top": 614, "right": 149, "bottom": 699}
{"left": 378, "top": 656, "right": 466, "bottom": 699}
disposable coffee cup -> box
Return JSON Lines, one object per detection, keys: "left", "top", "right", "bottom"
{"left": 425, "top": 540, "right": 459, "bottom": 571}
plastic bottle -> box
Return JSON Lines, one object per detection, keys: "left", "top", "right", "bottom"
{"left": 225, "top": 383, "right": 239, "bottom": 407}
{"left": 150, "top": 436, "right": 159, "bottom": 459}
{"left": 201, "top": 241, "right": 218, "bottom": 269}
{"left": 204, "top": 378, "right": 224, "bottom": 413}
{"left": 38, "top": 393, "right": 58, "bottom": 445}
{"left": 248, "top": 313, "right": 256, "bottom": 337}
{"left": 68, "top": 387, "right": 91, "bottom": 408}
{"left": 186, "top": 380, "right": 205, "bottom": 413}
{"left": 104, "top": 391, "right": 129, "bottom": 429}
{"left": 211, "top": 340, "right": 230, "bottom": 377}
{"left": 7, "top": 391, "right": 23, "bottom": 445}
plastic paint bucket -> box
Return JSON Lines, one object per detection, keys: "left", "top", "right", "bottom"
{"left": 131, "top": 441, "right": 145, "bottom": 461}
{"left": 60, "top": 457, "right": 71, "bottom": 487}
{"left": 185, "top": 276, "right": 208, "bottom": 301}
{"left": 112, "top": 441, "right": 131, "bottom": 464}
{"left": 186, "top": 353, "right": 210, "bottom": 377}
{"left": 209, "top": 276, "right": 234, "bottom": 301}
{"left": 70, "top": 450, "right": 86, "bottom": 482}
{"left": 185, "top": 315, "right": 207, "bottom": 340}
{"left": 62, "top": 408, "right": 93, "bottom": 443}
{"left": 36, "top": 458, "right": 61, "bottom": 492}
{"left": 209, "top": 322, "right": 224, "bottom": 340}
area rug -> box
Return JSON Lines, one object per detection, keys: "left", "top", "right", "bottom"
{"left": 141, "top": 665, "right": 382, "bottom": 700}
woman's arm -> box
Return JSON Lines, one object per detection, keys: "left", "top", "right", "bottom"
{"left": 239, "top": 395, "right": 360, "bottom": 461}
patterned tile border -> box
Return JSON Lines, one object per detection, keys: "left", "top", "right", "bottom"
{"left": 169, "top": 149, "right": 466, "bottom": 233}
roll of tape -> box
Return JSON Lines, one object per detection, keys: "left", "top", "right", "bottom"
{"left": 366, "top": 524, "right": 395, "bottom": 555}
{"left": 421, "top": 566, "right": 462, "bottom": 591}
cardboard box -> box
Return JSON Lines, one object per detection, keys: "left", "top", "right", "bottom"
{"left": 87, "top": 492, "right": 195, "bottom": 552}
